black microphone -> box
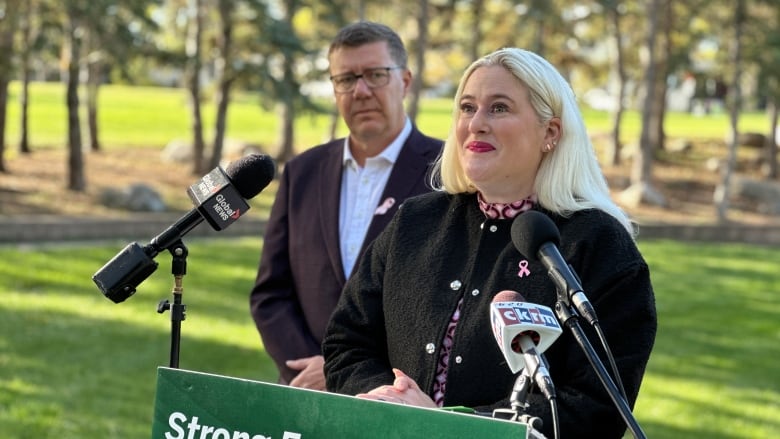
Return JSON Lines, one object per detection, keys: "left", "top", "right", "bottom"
{"left": 92, "top": 154, "right": 276, "bottom": 303}
{"left": 510, "top": 211, "right": 599, "bottom": 326}
{"left": 490, "top": 290, "right": 559, "bottom": 401}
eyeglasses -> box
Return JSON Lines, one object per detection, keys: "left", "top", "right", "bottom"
{"left": 330, "top": 67, "right": 402, "bottom": 94}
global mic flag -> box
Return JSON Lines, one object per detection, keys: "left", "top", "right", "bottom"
{"left": 186, "top": 166, "right": 250, "bottom": 231}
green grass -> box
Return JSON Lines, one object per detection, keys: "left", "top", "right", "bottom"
{"left": 632, "top": 239, "right": 780, "bottom": 438}
{"left": 0, "top": 238, "right": 276, "bottom": 438}
{"left": 0, "top": 238, "right": 778, "bottom": 438}
{"left": 2, "top": 81, "right": 772, "bottom": 155}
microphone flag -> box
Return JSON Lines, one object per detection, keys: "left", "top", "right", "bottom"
{"left": 490, "top": 300, "right": 563, "bottom": 373}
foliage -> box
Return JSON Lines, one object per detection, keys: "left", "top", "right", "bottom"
{"left": 0, "top": 237, "right": 778, "bottom": 438}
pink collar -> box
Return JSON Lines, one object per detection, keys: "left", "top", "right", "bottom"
{"left": 477, "top": 192, "right": 537, "bottom": 219}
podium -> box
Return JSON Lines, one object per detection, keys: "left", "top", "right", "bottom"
{"left": 151, "top": 367, "right": 534, "bottom": 438}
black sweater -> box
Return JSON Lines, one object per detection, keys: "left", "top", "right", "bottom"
{"left": 324, "top": 192, "right": 657, "bottom": 438}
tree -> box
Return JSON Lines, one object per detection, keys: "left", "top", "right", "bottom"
{"left": 273, "top": 0, "right": 301, "bottom": 165}
{"left": 16, "top": 0, "right": 43, "bottom": 155}
{"left": 407, "top": 0, "right": 430, "bottom": 122}
{"left": 81, "top": 0, "right": 161, "bottom": 153}
{"left": 751, "top": 0, "right": 780, "bottom": 179}
{"left": 0, "top": 0, "right": 21, "bottom": 173}
{"left": 207, "top": 0, "right": 235, "bottom": 170}
{"left": 15, "top": 0, "right": 69, "bottom": 157}
{"left": 602, "top": 0, "right": 629, "bottom": 166}
{"left": 714, "top": 0, "right": 746, "bottom": 222}
{"left": 84, "top": 30, "right": 103, "bottom": 152}
{"left": 239, "top": 0, "right": 322, "bottom": 165}
{"left": 62, "top": 0, "right": 86, "bottom": 191}
{"left": 765, "top": 98, "right": 778, "bottom": 178}
{"left": 620, "top": 0, "right": 667, "bottom": 208}
{"left": 184, "top": 0, "right": 206, "bottom": 175}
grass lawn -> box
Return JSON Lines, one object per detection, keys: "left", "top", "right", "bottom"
{"left": 0, "top": 238, "right": 778, "bottom": 438}
{"left": 2, "top": 81, "right": 771, "bottom": 154}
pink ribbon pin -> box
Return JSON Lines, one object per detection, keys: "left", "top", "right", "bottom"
{"left": 374, "top": 197, "right": 396, "bottom": 215}
{"left": 517, "top": 260, "right": 531, "bottom": 278}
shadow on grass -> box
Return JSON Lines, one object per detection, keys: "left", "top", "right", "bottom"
{"left": 3, "top": 238, "right": 779, "bottom": 438}
{"left": 0, "top": 303, "right": 278, "bottom": 438}
{"left": 0, "top": 239, "right": 278, "bottom": 438}
{"left": 636, "top": 239, "right": 780, "bottom": 438}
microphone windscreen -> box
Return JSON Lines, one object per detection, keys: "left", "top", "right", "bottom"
{"left": 510, "top": 211, "right": 560, "bottom": 259}
{"left": 492, "top": 290, "right": 525, "bottom": 303}
{"left": 225, "top": 154, "right": 276, "bottom": 199}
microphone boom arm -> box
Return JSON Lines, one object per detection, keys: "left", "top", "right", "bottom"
{"left": 554, "top": 300, "right": 647, "bottom": 439}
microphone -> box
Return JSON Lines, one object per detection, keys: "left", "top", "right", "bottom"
{"left": 490, "top": 290, "right": 561, "bottom": 401}
{"left": 92, "top": 154, "right": 276, "bottom": 303}
{"left": 510, "top": 211, "right": 599, "bottom": 325}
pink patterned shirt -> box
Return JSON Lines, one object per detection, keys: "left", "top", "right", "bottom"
{"left": 431, "top": 192, "right": 536, "bottom": 407}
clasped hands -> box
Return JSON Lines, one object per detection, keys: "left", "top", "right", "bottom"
{"left": 356, "top": 368, "right": 438, "bottom": 408}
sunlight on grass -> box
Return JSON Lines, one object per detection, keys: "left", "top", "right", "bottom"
{"left": 4, "top": 80, "right": 771, "bottom": 152}
{"left": 0, "top": 238, "right": 277, "bottom": 438}
{"left": 2, "top": 228, "right": 779, "bottom": 438}
{"left": 632, "top": 239, "right": 780, "bottom": 439}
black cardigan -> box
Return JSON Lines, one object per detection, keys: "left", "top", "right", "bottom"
{"left": 323, "top": 191, "right": 657, "bottom": 438}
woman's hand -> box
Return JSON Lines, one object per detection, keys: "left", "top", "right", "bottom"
{"left": 356, "top": 368, "right": 438, "bottom": 408}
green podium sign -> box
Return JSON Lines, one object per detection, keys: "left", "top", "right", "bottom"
{"left": 152, "top": 367, "right": 533, "bottom": 439}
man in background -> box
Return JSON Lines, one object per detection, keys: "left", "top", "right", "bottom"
{"left": 249, "top": 21, "right": 443, "bottom": 390}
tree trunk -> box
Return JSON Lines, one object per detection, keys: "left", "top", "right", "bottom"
{"left": 327, "top": 108, "right": 340, "bottom": 142}
{"left": 209, "top": 0, "right": 235, "bottom": 170}
{"left": 764, "top": 98, "right": 778, "bottom": 179}
{"left": 275, "top": 0, "right": 297, "bottom": 165}
{"left": 0, "top": 76, "right": 8, "bottom": 173}
{"left": 530, "top": 0, "right": 547, "bottom": 57}
{"left": 714, "top": 0, "right": 745, "bottom": 223}
{"left": 86, "top": 61, "right": 101, "bottom": 152}
{"left": 276, "top": 102, "right": 296, "bottom": 164}
{"left": 65, "top": 13, "right": 86, "bottom": 191}
{"left": 19, "top": 0, "right": 34, "bottom": 155}
{"left": 20, "top": 63, "right": 32, "bottom": 155}
{"left": 652, "top": 0, "right": 674, "bottom": 153}
{"left": 0, "top": 0, "right": 20, "bottom": 173}
{"left": 275, "top": 54, "right": 296, "bottom": 164}
{"left": 407, "top": 0, "right": 429, "bottom": 123}
{"left": 468, "top": 0, "right": 484, "bottom": 62}
{"left": 621, "top": 0, "right": 666, "bottom": 208}
{"left": 185, "top": 0, "right": 205, "bottom": 175}
{"left": 606, "top": 3, "right": 626, "bottom": 166}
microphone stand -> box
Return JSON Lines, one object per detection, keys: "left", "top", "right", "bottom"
{"left": 493, "top": 372, "right": 545, "bottom": 437}
{"left": 554, "top": 300, "right": 647, "bottom": 439}
{"left": 156, "top": 240, "right": 189, "bottom": 369}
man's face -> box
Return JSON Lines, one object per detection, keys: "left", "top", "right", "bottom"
{"left": 328, "top": 41, "right": 410, "bottom": 146}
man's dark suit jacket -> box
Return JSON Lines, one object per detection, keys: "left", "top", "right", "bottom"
{"left": 249, "top": 126, "right": 443, "bottom": 383}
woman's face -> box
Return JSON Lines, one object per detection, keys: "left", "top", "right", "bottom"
{"left": 455, "top": 65, "right": 557, "bottom": 202}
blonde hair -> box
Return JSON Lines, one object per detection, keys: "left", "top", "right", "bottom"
{"left": 431, "top": 47, "right": 634, "bottom": 236}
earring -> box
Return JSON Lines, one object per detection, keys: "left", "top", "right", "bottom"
{"left": 544, "top": 143, "right": 552, "bottom": 152}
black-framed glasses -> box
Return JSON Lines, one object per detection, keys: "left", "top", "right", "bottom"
{"left": 329, "top": 66, "right": 402, "bottom": 93}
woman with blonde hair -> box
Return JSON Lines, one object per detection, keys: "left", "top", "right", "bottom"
{"left": 324, "top": 48, "right": 656, "bottom": 439}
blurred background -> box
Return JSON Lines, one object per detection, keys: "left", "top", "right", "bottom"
{"left": 0, "top": 1, "right": 779, "bottom": 438}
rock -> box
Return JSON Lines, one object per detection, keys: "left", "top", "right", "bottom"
{"left": 618, "top": 182, "right": 668, "bottom": 208}
{"left": 730, "top": 176, "right": 780, "bottom": 215}
{"left": 161, "top": 138, "right": 266, "bottom": 167}
{"left": 161, "top": 139, "right": 192, "bottom": 163}
{"left": 732, "top": 132, "right": 766, "bottom": 149}
{"left": 99, "top": 183, "right": 167, "bottom": 212}
{"left": 668, "top": 138, "right": 693, "bottom": 154}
